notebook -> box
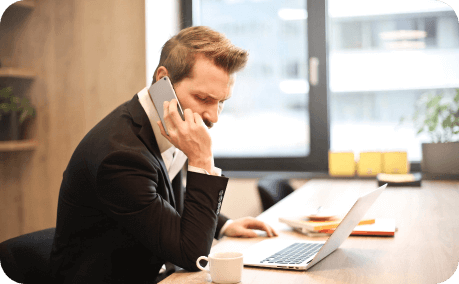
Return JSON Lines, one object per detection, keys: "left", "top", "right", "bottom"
{"left": 243, "top": 183, "right": 387, "bottom": 270}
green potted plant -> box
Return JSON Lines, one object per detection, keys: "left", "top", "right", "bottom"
{"left": 0, "top": 86, "right": 35, "bottom": 141}
{"left": 404, "top": 89, "right": 459, "bottom": 177}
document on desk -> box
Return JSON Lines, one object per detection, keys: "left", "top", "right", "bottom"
{"left": 279, "top": 216, "right": 376, "bottom": 232}
{"left": 293, "top": 218, "right": 396, "bottom": 237}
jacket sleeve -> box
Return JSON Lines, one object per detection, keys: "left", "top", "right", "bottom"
{"left": 215, "top": 214, "right": 230, "bottom": 239}
{"left": 95, "top": 150, "right": 228, "bottom": 272}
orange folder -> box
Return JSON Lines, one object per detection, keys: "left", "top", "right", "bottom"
{"left": 317, "top": 218, "right": 396, "bottom": 236}
{"left": 279, "top": 216, "right": 375, "bottom": 232}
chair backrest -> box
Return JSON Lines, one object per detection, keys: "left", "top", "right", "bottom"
{"left": 0, "top": 228, "right": 55, "bottom": 284}
{"left": 257, "top": 176, "right": 294, "bottom": 211}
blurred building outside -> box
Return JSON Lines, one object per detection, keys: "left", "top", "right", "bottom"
{"left": 191, "top": 0, "right": 459, "bottom": 162}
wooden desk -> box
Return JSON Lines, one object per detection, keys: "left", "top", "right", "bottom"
{"left": 160, "top": 179, "right": 459, "bottom": 284}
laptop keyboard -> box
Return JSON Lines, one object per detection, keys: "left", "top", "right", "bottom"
{"left": 260, "top": 243, "right": 323, "bottom": 265}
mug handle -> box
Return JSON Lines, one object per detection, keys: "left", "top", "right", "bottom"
{"left": 196, "top": 256, "right": 209, "bottom": 272}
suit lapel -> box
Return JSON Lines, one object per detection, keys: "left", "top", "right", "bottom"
{"left": 126, "top": 94, "right": 176, "bottom": 208}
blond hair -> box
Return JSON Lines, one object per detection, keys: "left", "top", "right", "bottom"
{"left": 152, "top": 26, "right": 248, "bottom": 85}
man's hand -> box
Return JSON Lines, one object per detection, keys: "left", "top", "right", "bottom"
{"left": 223, "top": 217, "right": 278, "bottom": 238}
{"left": 158, "top": 99, "right": 214, "bottom": 174}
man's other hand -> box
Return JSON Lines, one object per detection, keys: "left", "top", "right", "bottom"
{"left": 223, "top": 217, "right": 278, "bottom": 238}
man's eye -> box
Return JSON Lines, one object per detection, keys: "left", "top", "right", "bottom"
{"left": 197, "top": 96, "right": 215, "bottom": 104}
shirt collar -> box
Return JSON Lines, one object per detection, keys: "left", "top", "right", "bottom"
{"left": 137, "top": 87, "right": 173, "bottom": 154}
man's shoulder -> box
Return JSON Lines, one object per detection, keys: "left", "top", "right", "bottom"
{"left": 68, "top": 95, "right": 158, "bottom": 173}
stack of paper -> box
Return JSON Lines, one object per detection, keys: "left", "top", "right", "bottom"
{"left": 279, "top": 216, "right": 396, "bottom": 237}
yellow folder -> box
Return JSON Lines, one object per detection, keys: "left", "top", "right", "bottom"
{"left": 328, "top": 151, "right": 355, "bottom": 177}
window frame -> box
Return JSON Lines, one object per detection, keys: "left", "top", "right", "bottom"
{"left": 180, "top": 0, "right": 422, "bottom": 173}
{"left": 180, "top": 0, "right": 329, "bottom": 172}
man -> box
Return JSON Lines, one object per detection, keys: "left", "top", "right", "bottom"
{"left": 50, "top": 26, "right": 277, "bottom": 283}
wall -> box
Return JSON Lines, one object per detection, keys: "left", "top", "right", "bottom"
{"left": 221, "top": 178, "right": 308, "bottom": 219}
{"left": 221, "top": 178, "right": 262, "bottom": 219}
{"left": 0, "top": 0, "right": 146, "bottom": 242}
{"left": 145, "top": 0, "right": 180, "bottom": 86}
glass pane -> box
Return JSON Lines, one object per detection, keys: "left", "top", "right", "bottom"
{"left": 195, "top": 0, "right": 309, "bottom": 158}
{"left": 328, "top": 0, "right": 459, "bottom": 161}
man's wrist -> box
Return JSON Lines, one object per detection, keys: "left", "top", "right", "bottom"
{"left": 188, "top": 155, "right": 214, "bottom": 175}
{"left": 188, "top": 165, "right": 222, "bottom": 176}
{"left": 219, "top": 219, "right": 233, "bottom": 239}
{"left": 188, "top": 156, "right": 214, "bottom": 175}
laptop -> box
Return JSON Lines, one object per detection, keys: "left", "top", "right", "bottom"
{"left": 243, "top": 183, "right": 387, "bottom": 271}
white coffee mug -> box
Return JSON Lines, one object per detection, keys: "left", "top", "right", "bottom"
{"left": 196, "top": 252, "right": 243, "bottom": 283}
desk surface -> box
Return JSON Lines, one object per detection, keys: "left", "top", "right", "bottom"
{"left": 160, "top": 179, "right": 459, "bottom": 284}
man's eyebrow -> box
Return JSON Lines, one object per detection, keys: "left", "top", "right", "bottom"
{"left": 195, "top": 91, "right": 231, "bottom": 101}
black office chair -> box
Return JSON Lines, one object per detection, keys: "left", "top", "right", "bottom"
{"left": 0, "top": 227, "right": 56, "bottom": 284}
{"left": 257, "top": 176, "right": 294, "bottom": 211}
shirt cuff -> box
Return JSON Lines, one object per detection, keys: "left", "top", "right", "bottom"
{"left": 188, "top": 165, "right": 222, "bottom": 176}
{"left": 218, "top": 219, "right": 233, "bottom": 239}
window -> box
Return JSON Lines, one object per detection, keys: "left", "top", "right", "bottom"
{"left": 195, "top": 0, "right": 310, "bottom": 159}
{"left": 184, "top": 0, "right": 459, "bottom": 172}
{"left": 328, "top": 0, "right": 459, "bottom": 162}
{"left": 189, "top": 0, "right": 328, "bottom": 172}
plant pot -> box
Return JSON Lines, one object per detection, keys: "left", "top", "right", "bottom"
{"left": 19, "top": 117, "right": 33, "bottom": 140}
{"left": 0, "top": 111, "right": 19, "bottom": 141}
{"left": 421, "top": 142, "right": 459, "bottom": 176}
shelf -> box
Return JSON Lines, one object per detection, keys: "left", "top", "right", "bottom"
{"left": 0, "top": 139, "right": 38, "bottom": 152}
{"left": 0, "top": 67, "right": 35, "bottom": 79}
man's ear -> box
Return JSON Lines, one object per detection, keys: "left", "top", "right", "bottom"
{"left": 155, "top": 66, "right": 169, "bottom": 82}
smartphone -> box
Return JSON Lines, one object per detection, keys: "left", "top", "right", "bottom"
{"left": 148, "top": 76, "right": 185, "bottom": 135}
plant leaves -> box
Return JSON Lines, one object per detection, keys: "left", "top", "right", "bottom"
{"left": 427, "top": 95, "right": 441, "bottom": 109}
{"left": 442, "top": 116, "right": 452, "bottom": 129}
{"left": 0, "top": 103, "right": 10, "bottom": 113}
{"left": 0, "top": 87, "right": 12, "bottom": 99}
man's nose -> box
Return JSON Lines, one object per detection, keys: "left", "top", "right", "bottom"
{"left": 203, "top": 104, "right": 219, "bottom": 124}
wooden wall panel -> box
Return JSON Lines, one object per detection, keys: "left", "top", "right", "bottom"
{"left": 0, "top": 0, "right": 146, "bottom": 242}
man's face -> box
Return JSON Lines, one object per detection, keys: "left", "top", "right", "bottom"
{"left": 173, "top": 54, "right": 234, "bottom": 128}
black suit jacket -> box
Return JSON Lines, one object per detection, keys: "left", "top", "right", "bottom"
{"left": 50, "top": 95, "right": 229, "bottom": 283}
